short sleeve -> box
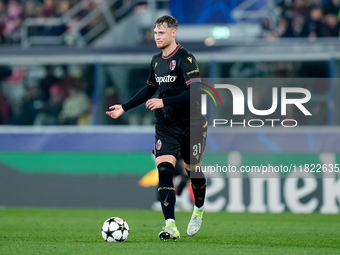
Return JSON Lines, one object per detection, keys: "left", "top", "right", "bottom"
{"left": 146, "top": 59, "right": 158, "bottom": 86}
{"left": 180, "top": 53, "right": 201, "bottom": 86}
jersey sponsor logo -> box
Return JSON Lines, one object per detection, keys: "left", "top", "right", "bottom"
{"left": 155, "top": 62, "right": 158, "bottom": 68}
{"left": 169, "top": 60, "right": 176, "bottom": 71}
{"left": 186, "top": 68, "right": 199, "bottom": 75}
{"left": 155, "top": 139, "right": 162, "bottom": 150}
{"left": 187, "top": 57, "right": 193, "bottom": 63}
{"left": 155, "top": 75, "right": 177, "bottom": 84}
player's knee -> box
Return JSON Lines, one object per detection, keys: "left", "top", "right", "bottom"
{"left": 184, "top": 163, "right": 202, "bottom": 172}
{"left": 158, "top": 162, "right": 174, "bottom": 185}
{"left": 186, "top": 168, "right": 205, "bottom": 178}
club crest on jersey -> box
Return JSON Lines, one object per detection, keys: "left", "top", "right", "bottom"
{"left": 169, "top": 60, "right": 176, "bottom": 71}
{"left": 156, "top": 139, "right": 162, "bottom": 150}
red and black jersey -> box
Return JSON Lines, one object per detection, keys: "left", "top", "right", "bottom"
{"left": 147, "top": 44, "right": 201, "bottom": 124}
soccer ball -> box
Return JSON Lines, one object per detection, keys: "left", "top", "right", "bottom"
{"left": 101, "top": 217, "right": 129, "bottom": 242}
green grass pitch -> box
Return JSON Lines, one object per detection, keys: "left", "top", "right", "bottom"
{"left": 0, "top": 208, "right": 339, "bottom": 255}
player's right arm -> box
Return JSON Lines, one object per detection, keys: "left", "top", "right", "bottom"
{"left": 106, "top": 104, "right": 125, "bottom": 119}
{"left": 106, "top": 84, "right": 158, "bottom": 119}
{"left": 106, "top": 59, "right": 158, "bottom": 119}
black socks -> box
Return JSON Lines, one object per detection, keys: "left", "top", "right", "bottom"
{"left": 158, "top": 162, "right": 176, "bottom": 220}
{"left": 157, "top": 162, "right": 207, "bottom": 220}
{"left": 186, "top": 169, "right": 206, "bottom": 208}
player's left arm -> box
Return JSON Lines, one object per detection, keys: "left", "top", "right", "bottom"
{"left": 181, "top": 53, "right": 202, "bottom": 102}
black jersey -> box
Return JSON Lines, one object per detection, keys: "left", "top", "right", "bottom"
{"left": 147, "top": 44, "right": 201, "bottom": 125}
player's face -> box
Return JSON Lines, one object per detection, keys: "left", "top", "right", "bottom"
{"left": 154, "top": 23, "right": 176, "bottom": 50}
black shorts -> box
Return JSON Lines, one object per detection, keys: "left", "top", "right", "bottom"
{"left": 154, "top": 119, "right": 207, "bottom": 165}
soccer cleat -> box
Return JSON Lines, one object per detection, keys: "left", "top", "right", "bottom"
{"left": 158, "top": 221, "right": 180, "bottom": 241}
{"left": 187, "top": 207, "right": 204, "bottom": 236}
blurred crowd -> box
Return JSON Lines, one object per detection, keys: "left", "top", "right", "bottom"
{"left": 262, "top": 0, "right": 340, "bottom": 40}
{"left": 0, "top": 0, "right": 338, "bottom": 126}
{"left": 0, "top": 65, "right": 94, "bottom": 125}
{"left": 1, "top": 0, "right": 338, "bottom": 44}
{"left": 0, "top": 0, "right": 107, "bottom": 44}
{"left": 1, "top": 0, "right": 71, "bottom": 44}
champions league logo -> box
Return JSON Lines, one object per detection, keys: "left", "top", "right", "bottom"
{"left": 201, "top": 84, "right": 312, "bottom": 128}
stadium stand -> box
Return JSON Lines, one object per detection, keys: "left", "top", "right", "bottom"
{"left": 0, "top": 0, "right": 339, "bottom": 126}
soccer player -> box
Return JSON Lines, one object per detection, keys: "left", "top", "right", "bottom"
{"left": 106, "top": 15, "right": 207, "bottom": 241}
